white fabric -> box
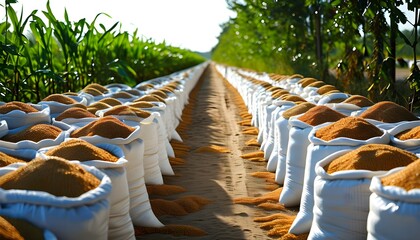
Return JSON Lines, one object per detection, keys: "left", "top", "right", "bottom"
{"left": 0, "top": 162, "right": 111, "bottom": 240}
{"left": 367, "top": 167, "right": 420, "bottom": 240}
{"left": 0, "top": 123, "right": 70, "bottom": 150}
{"left": 38, "top": 142, "right": 135, "bottom": 240}
{"left": 0, "top": 103, "right": 51, "bottom": 129}
{"left": 279, "top": 117, "right": 313, "bottom": 207}
{"left": 72, "top": 126, "right": 163, "bottom": 227}
{"left": 387, "top": 120, "right": 420, "bottom": 149}
{"left": 266, "top": 102, "right": 295, "bottom": 174}
{"left": 308, "top": 150, "right": 390, "bottom": 240}
{"left": 316, "top": 92, "right": 350, "bottom": 105}
{"left": 324, "top": 102, "right": 361, "bottom": 116}
{"left": 289, "top": 123, "right": 390, "bottom": 235}
{"left": 38, "top": 96, "right": 87, "bottom": 118}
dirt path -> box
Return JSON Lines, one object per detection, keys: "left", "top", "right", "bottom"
{"left": 139, "top": 63, "right": 278, "bottom": 239}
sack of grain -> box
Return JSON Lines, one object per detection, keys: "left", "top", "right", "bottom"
{"left": 367, "top": 160, "right": 420, "bottom": 240}
{"left": 68, "top": 117, "right": 163, "bottom": 227}
{"left": 279, "top": 106, "right": 346, "bottom": 207}
{"left": 289, "top": 117, "right": 390, "bottom": 235}
{"left": 272, "top": 102, "right": 315, "bottom": 184}
{"left": 0, "top": 123, "right": 70, "bottom": 150}
{"left": 96, "top": 109, "right": 169, "bottom": 181}
{"left": 0, "top": 102, "right": 51, "bottom": 129}
{"left": 38, "top": 94, "right": 87, "bottom": 118}
{"left": 38, "top": 139, "right": 135, "bottom": 239}
{"left": 0, "top": 146, "right": 37, "bottom": 165}
{"left": 264, "top": 101, "right": 296, "bottom": 172}
{"left": 388, "top": 120, "right": 420, "bottom": 149}
{"left": 0, "top": 157, "right": 111, "bottom": 240}
{"left": 126, "top": 102, "right": 175, "bottom": 173}
{"left": 316, "top": 92, "right": 350, "bottom": 105}
{"left": 309, "top": 145, "right": 417, "bottom": 239}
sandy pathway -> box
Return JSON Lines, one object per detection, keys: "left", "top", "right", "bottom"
{"left": 139, "top": 63, "right": 277, "bottom": 239}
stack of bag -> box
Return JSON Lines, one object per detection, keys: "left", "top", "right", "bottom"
{"left": 0, "top": 62, "right": 208, "bottom": 239}
{"left": 216, "top": 63, "right": 420, "bottom": 240}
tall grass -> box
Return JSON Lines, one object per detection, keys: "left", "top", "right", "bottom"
{"left": 0, "top": 1, "right": 205, "bottom": 102}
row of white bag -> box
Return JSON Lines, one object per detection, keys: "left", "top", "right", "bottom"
{"left": 215, "top": 64, "right": 419, "bottom": 240}
{"left": 0, "top": 62, "right": 208, "bottom": 240}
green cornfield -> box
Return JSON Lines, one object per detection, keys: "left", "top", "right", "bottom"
{"left": 0, "top": 1, "right": 205, "bottom": 103}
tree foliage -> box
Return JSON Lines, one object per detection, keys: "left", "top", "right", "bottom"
{"left": 213, "top": 0, "right": 420, "bottom": 111}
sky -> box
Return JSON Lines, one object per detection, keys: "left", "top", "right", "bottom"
{"left": 5, "top": 0, "right": 235, "bottom": 52}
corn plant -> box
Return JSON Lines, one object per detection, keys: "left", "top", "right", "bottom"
{"left": 0, "top": 0, "right": 205, "bottom": 102}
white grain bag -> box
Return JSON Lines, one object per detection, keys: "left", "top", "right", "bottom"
{"left": 38, "top": 142, "right": 135, "bottom": 240}
{"left": 388, "top": 120, "right": 420, "bottom": 149}
{"left": 0, "top": 160, "right": 111, "bottom": 240}
{"left": 367, "top": 163, "right": 420, "bottom": 240}
{"left": 38, "top": 95, "right": 87, "bottom": 118}
{"left": 0, "top": 123, "right": 70, "bottom": 151}
{"left": 71, "top": 125, "right": 164, "bottom": 228}
{"left": 96, "top": 112, "right": 165, "bottom": 185}
{"left": 279, "top": 116, "right": 313, "bottom": 206}
{"left": 265, "top": 101, "right": 295, "bottom": 173}
{"left": 308, "top": 146, "right": 416, "bottom": 240}
{"left": 0, "top": 103, "right": 51, "bottom": 129}
{"left": 289, "top": 121, "right": 390, "bottom": 235}
{"left": 324, "top": 102, "right": 361, "bottom": 116}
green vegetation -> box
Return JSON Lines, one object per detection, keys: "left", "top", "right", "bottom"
{"left": 213, "top": 0, "right": 420, "bottom": 111}
{"left": 0, "top": 0, "right": 205, "bottom": 103}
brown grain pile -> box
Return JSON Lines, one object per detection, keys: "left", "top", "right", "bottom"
{"left": 324, "top": 144, "right": 417, "bottom": 174}
{"left": 84, "top": 83, "right": 108, "bottom": 93}
{"left": 282, "top": 102, "right": 316, "bottom": 120}
{"left": 70, "top": 116, "right": 135, "bottom": 139}
{"left": 381, "top": 159, "right": 420, "bottom": 191}
{"left": 129, "top": 101, "right": 155, "bottom": 109}
{"left": 342, "top": 95, "right": 374, "bottom": 107}
{"left": 194, "top": 145, "right": 231, "bottom": 153}
{"left": 83, "top": 88, "right": 104, "bottom": 96}
{"left": 55, "top": 107, "right": 97, "bottom": 121}
{"left": 87, "top": 102, "right": 111, "bottom": 114}
{"left": 149, "top": 94, "right": 166, "bottom": 103}
{"left": 326, "top": 97, "right": 346, "bottom": 103}
{"left": 111, "top": 92, "right": 134, "bottom": 99}
{"left": 150, "top": 90, "right": 167, "bottom": 99}
{"left": 1, "top": 216, "right": 44, "bottom": 240}
{"left": 298, "top": 78, "right": 317, "bottom": 87}
{"left": 359, "top": 101, "right": 418, "bottom": 123}
{"left": 103, "top": 105, "right": 151, "bottom": 118}
{"left": 280, "top": 94, "right": 306, "bottom": 103}
{"left": 0, "top": 152, "right": 26, "bottom": 167}
{"left": 234, "top": 188, "right": 282, "bottom": 205}
{"left": 97, "top": 97, "right": 122, "bottom": 106}
{"left": 2, "top": 124, "right": 62, "bottom": 142}
{"left": 0, "top": 102, "right": 38, "bottom": 114}
{"left": 150, "top": 196, "right": 211, "bottom": 217}
{"left": 315, "top": 117, "right": 383, "bottom": 141}
{"left": 272, "top": 90, "right": 290, "bottom": 99}
{"left": 45, "top": 139, "right": 119, "bottom": 162}
{"left": 134, "top": 95, "right": 161, "bottom": 103}
{"left": 297, "top": 105, "right": 346, "bottom": 126}
{"left": 395, "top": 125, "right": 420, "bottom": 140}
{"left": 317, "top": 85, "right": 337, "bottom": 95}
{"left": 306, "top": 81, "right": 325, "bottom": 88}
{"left": 42, "top": 94, "right": 78, "bottom": 104}
{"left": 0, "top": 157, "right": 100, "bottom": 197}
{"left": 254, "top": 212, "right": 296, "bottom": 238}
